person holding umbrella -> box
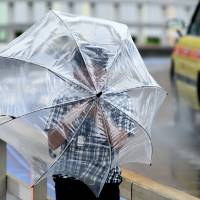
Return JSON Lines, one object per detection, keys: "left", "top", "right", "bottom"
{"left": 0, "top": 10, "right": 166, "bottom": 200}
{"left": 45, "top": 47, "right": 128, "bottom": 200}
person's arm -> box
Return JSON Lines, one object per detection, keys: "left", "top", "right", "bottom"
{"left": 45, "top": 97, "right": 66, "bottom": 150}
{"left": 45, "top": 98, "right": 88, "bottom": 150}
{"left": 109, "top": 95, "right": 135, "bottom": 151}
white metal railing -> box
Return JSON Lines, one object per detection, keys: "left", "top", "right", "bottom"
{"left": 0, "top": 139, "right": 48, "bottom": 200}
{"left": 7, "top": 175, "right": 48, "bottom": 200}
{"left": 0, "top": 139, "right": 6, "bottom": 200}
{"left": 1, "top": 138, "right": 200, "bottom": 200}
{"left": 0, "top": 0, "right": 198, "bottom": 45}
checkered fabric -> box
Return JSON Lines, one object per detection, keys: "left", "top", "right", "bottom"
{"left": 45, "top": 94, "right": 135, "bottom": 184}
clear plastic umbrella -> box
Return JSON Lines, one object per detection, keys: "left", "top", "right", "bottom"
{"left": 0, "top": 10, "right": 166, "bottom": 196}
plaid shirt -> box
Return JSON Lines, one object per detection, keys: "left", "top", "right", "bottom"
{"left": 45, "top": 95, "right": 125, "bottom": 186}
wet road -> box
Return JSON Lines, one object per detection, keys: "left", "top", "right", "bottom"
{"left": 126, "top": 57, "right": 200, "bottom": 198}
{"left": 4, "top": 56, "right": 200, "bottom": 198}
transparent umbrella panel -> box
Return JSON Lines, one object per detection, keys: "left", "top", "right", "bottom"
{"left": 0, "top": 10, "right": 166, "bottom": 196}
{"left": 0, "top": 11, "right": 124, "bottom": 93}
{"left": 0, "top": 92, "right": 157, "bottom": 196}
{"left": 0, "top": 98, "right": 112, "bottom": 196}
{"left": 0, "top": 56, "right": 94, "bottom": 118}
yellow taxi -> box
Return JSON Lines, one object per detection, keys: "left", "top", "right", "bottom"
{"left": 171, "top": 2, "right": 200, "bottom": 121}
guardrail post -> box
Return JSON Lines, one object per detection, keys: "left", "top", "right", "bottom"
{"left": 90, "top": 2, "right": 96, "bottom": 16}
{"left": 32, "top": 178, "right": 47, "bottom": 200}
{"left": 113, "top": 2, "right": 119, "bottom": 20}
{"left": 0, "top": 139, "right": 7, "bottom": 200}
{"left": 68, "top": 1, "right": 74, "bottom": 13}
{"left": 8, "top": 1, "right": 15, "bottom": 41}
{"left": 120, "top": 178, "right": 132, "bottom": 200}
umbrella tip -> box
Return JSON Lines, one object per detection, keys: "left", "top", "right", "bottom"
{"left": 96, "top": 92, "right": 102, "bottom": 98}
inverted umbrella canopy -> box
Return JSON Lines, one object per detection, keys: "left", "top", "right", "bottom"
{"left": 0, "top": 10, "right": 166, "bottom": 196}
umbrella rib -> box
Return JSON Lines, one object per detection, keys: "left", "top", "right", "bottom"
{"left": 0, "top": 96, "right": 95, "bottom": 126}
{"left": 102, "top": 99, "right": 153, "bottom": 163}
{"left": 32, "top": 98, "right": 97, "bottom": 186}
{"left": 98, "top": 104, "right": 113, "bottom": 185}
{"left": 104, "top": 85, "right": 165, "bottom": 95}
{"left": 51, "top": 10, "right": 97, "bottom": 92}
{"left": 98, "top": 104, "right": 113, "bottom": 151}
{"left": 101, "top": 42, "right": 123, "bottom": 92}
{"left": 0, "top": 55, "right": 94, "bottom": 94}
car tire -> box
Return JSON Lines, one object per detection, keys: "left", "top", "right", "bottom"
{"left": 170, "top": 61, "right": 181, "bottom": 122}
{"left": 198, "top": 72, "right": 200, "bottom": 107}
{"left": 170, "top": 61, "right": 196, "bottom": 125}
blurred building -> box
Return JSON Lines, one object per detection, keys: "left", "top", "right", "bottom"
{"left": 0, "top": 0, "right": 198, "bottom": 46}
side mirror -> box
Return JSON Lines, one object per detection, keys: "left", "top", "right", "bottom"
{"left": 166, "top": 18, "right": 186, "bottom": 37}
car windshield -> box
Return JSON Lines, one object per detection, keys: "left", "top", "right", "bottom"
{"left": 189, "top": 4, "right": 200, "bottom": 36}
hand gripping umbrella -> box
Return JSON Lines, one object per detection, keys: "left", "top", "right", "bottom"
{"left": 0, "top": 10, "right": 166, "bottom": 196}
